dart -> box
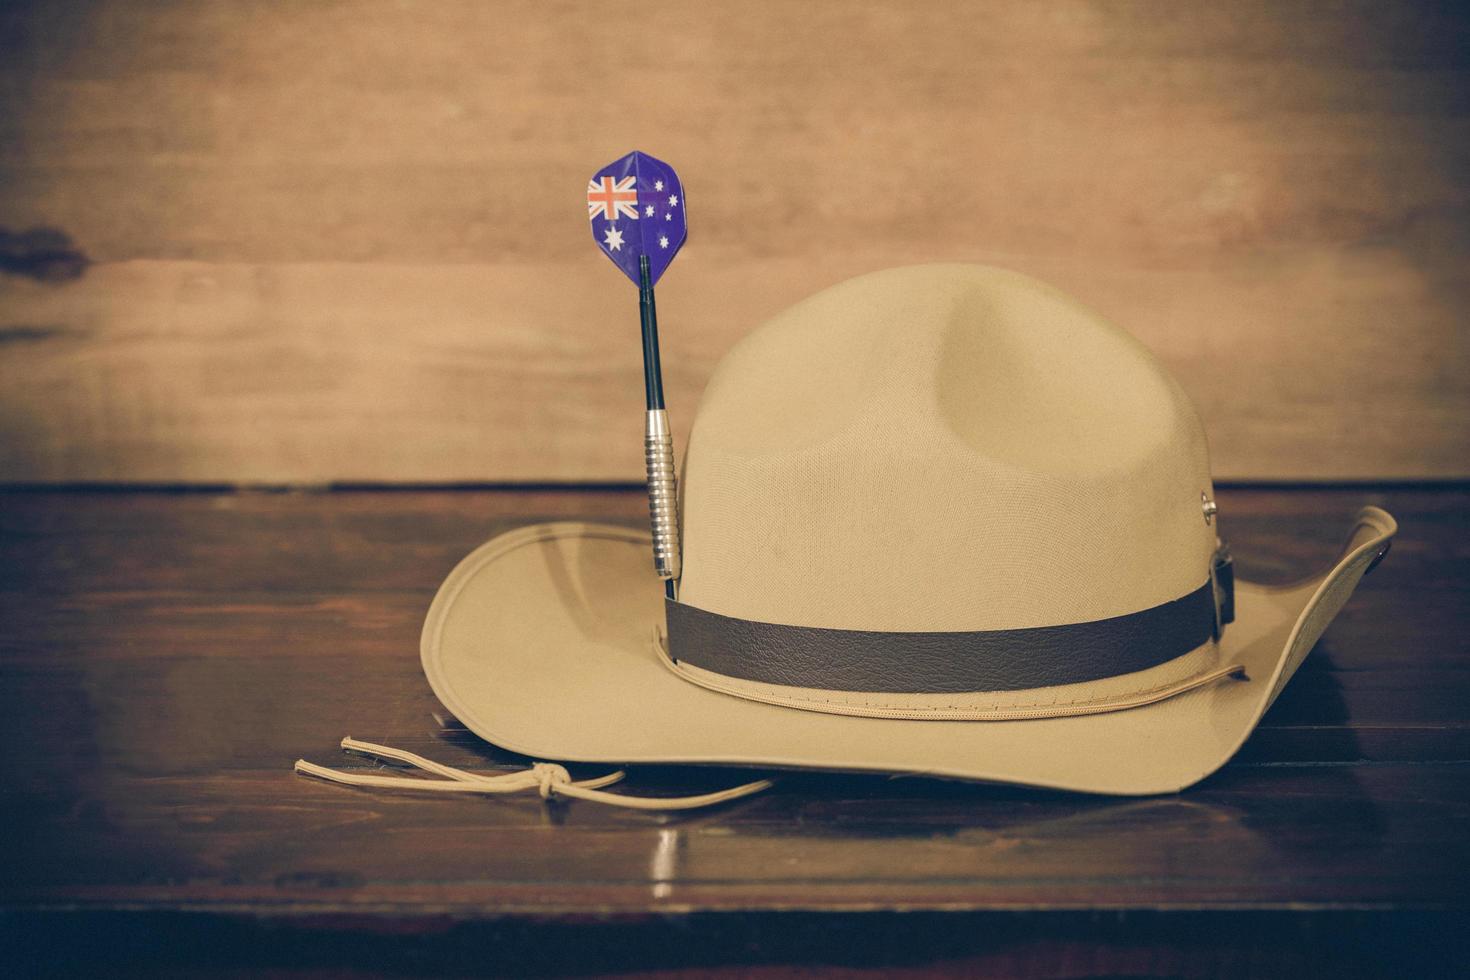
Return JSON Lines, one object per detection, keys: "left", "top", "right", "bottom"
{"left": 586, "top": 150, "right": 689, "bottom": 599}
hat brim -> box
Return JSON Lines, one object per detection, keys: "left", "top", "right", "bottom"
{"left": 420, "top": 508, "right": 1395, "bottom": 795}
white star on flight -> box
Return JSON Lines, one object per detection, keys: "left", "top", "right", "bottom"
{"left": 654, "top": 179, "right": 664, "bottom": 191}
{"left": 664, "top": 212, "right": 672, "bottom": 221}
{"left": 668, "top": 194, "right": 679, "bottom": 207}
{"left": 659, "top": 235, "right": 669, "bottom": 249}
{"left": 644, "top": 204, "right": 655, "bottom": 217}
{"left": 602, "top": 226, "right": 625, "bottom": 251}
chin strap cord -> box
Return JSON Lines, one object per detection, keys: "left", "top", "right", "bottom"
{"left": 294, "top": 737, "right": 772, "bottom": 811}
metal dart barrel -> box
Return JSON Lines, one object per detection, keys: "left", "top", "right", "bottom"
{"left": 644, "top": 408, "right": 681, "bottom": 582}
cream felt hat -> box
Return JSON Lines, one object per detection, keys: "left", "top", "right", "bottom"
{"left": 418, "top": 264, "right": 1396, "bottom": 796}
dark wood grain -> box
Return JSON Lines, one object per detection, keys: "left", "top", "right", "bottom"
{"left": 0, "top": 487, "right": 1466, "bottom": 975}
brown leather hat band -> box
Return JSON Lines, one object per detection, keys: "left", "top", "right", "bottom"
{"left": 665, "top": 581, "right": 1221, "bottom": 694}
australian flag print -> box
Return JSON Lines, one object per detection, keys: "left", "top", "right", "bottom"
{"left": 587, "top": 150, "right": 687, "bottom": 287}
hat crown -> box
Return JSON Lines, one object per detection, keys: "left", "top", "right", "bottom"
{"left": 678, "top": 264, "right": 1216, "bottom": 631}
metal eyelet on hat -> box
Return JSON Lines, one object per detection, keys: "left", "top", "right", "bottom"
{"left": 1201, "top": 492, "right": 1218, "bottom": 525}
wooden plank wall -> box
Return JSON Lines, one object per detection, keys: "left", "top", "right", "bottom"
{"left": 0, "top": 0, "right": 1466, "bottom": 483}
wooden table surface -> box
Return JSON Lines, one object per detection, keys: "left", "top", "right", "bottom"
{"left": 1, "top": 486, "right": 1466, "bottom": 976}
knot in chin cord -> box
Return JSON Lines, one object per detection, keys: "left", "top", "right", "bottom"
{"left": 294, "top": 737, "right": 773, "bottom": 812}
{"left": 530, "top": 762, "right": 572, "bottom": 800}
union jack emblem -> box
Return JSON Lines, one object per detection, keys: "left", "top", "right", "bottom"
{"left": 587, "top": 175, "right": 639, "bottom": 222}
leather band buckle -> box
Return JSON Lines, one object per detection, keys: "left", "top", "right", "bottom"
{"left": 1210, "top": 542, "right": 1236, "bottom": 640}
